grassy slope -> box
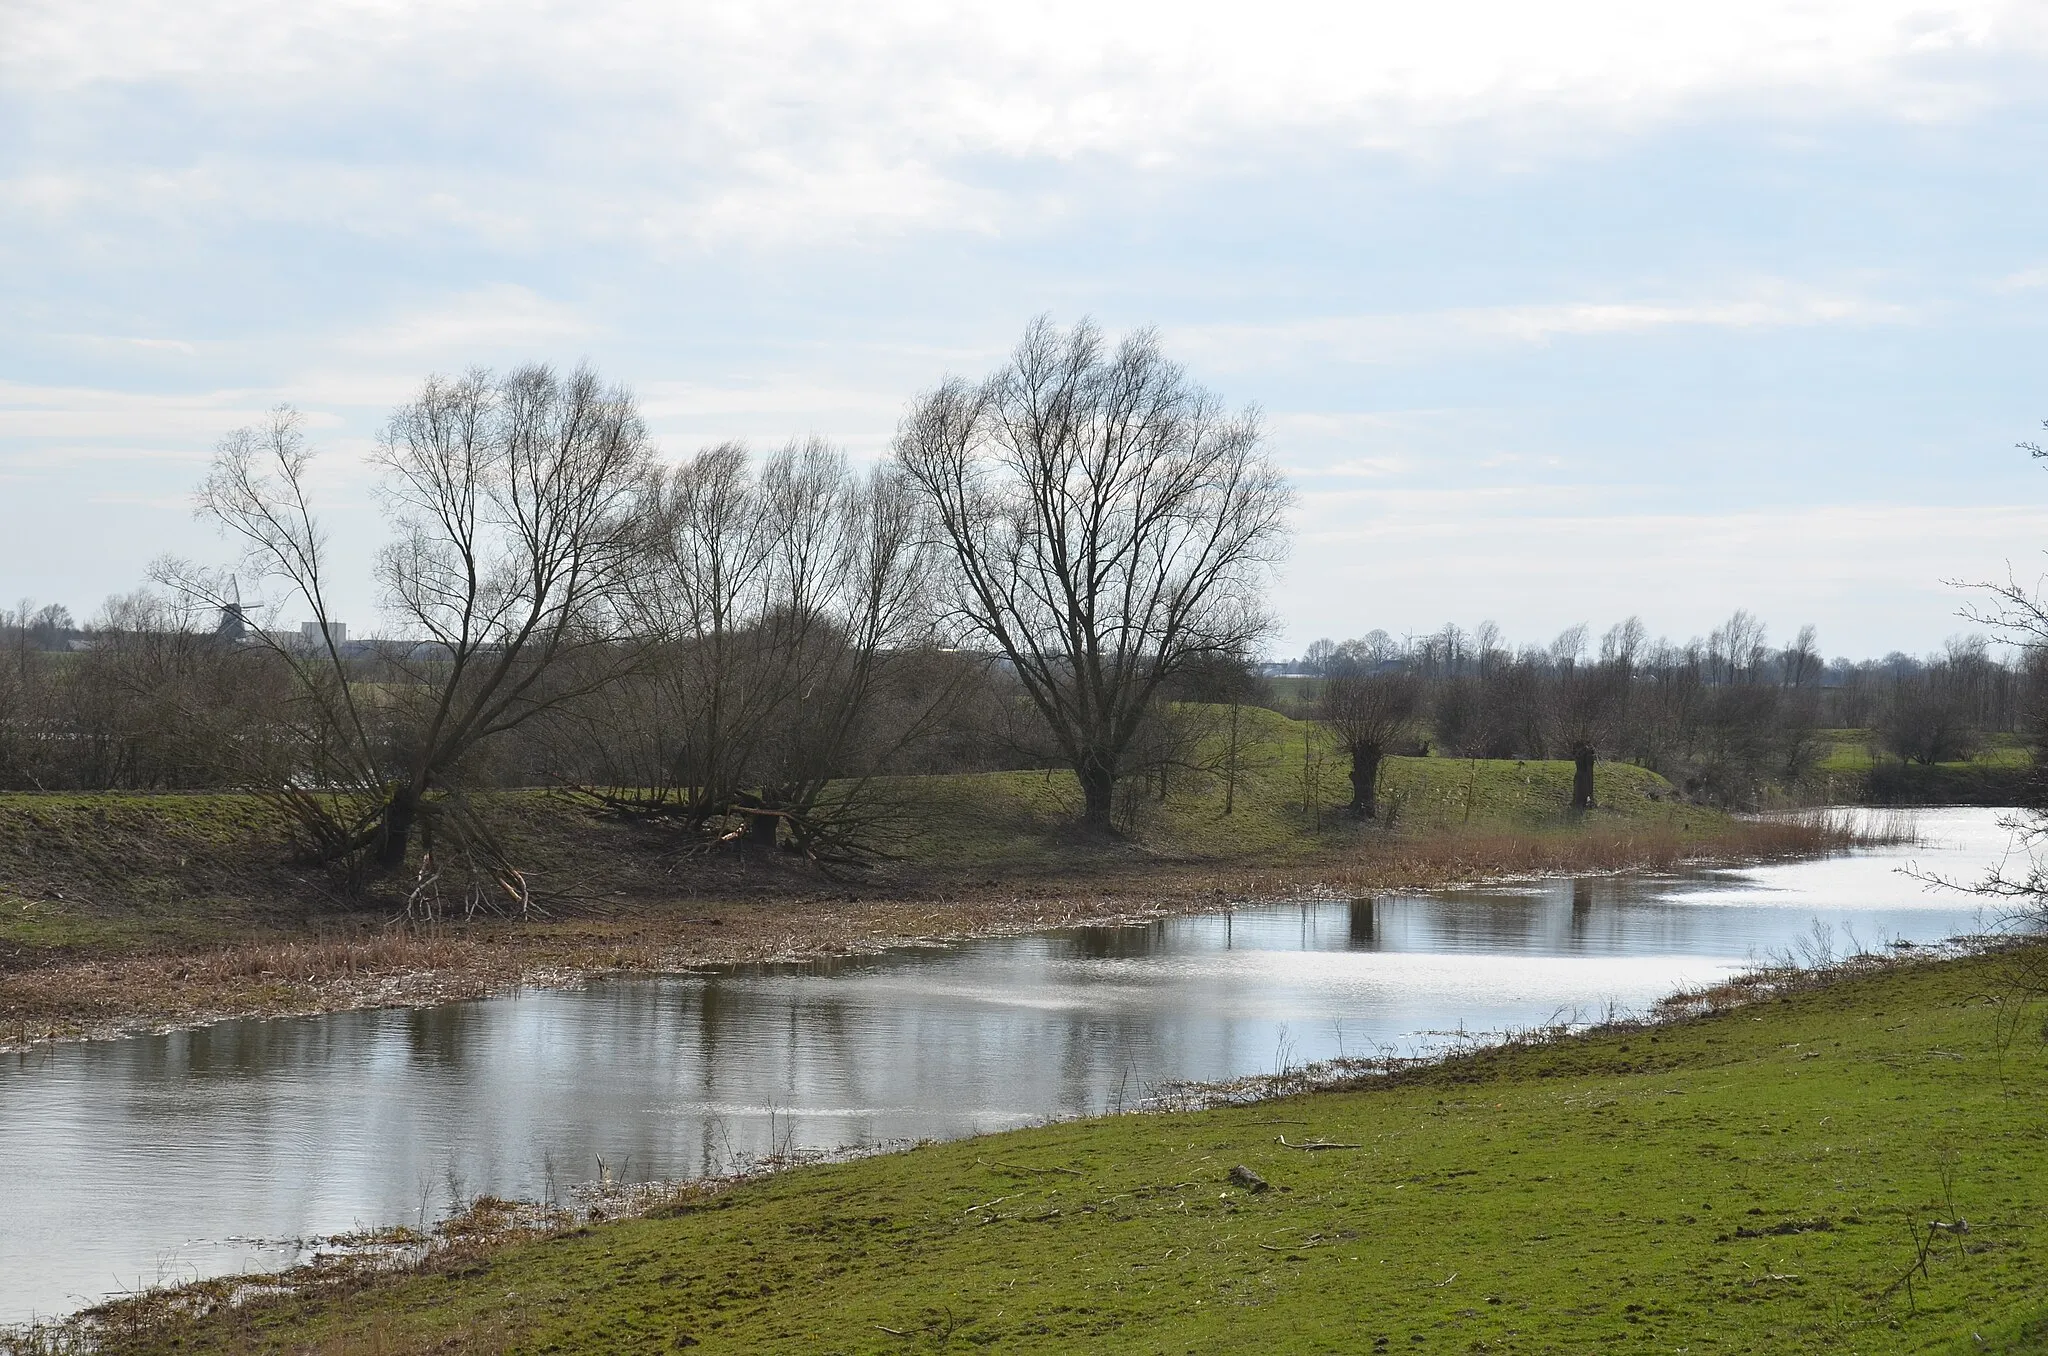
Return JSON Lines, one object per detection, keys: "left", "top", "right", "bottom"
{"left": 0, "top": 792, "right": 315, "bottom": 955}
{"left": 2, "top": 705, "right": 1700, "bottom": 958}
{"left": 1815, "top": 730, "right": 2032, "bottom": 806}
{"left": 113, "top": 947, "right": 2048, "bottom": 1355}
{"left": 884, "top": 703, "right": 1691, "bottom": 870}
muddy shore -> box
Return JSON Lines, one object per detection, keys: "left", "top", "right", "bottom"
{"left": 0, "top": 815, "right": 1863, "bottom": 1052}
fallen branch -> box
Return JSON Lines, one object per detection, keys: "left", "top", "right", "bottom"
{"left": 977, "top": 1157, "right": 1083, "bottom": 1177}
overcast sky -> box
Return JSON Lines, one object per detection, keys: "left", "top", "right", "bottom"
{"left": 6, "top": 0, "right": 2048, "bottom": 660}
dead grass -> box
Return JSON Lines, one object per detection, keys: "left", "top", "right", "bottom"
{"left": 0, "top": 810, "right": 1888, "bottom": 1052}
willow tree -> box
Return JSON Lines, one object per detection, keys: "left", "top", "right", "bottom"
{"left": 1318, "top": 667, "right": 1420, "bottom": 820}
{"left": 577, "top": 436, "right": 940, "bottom": 864}
{"left": 894, "top": 317, "right": 1290, "bottom": 834}
{"left": 179, "top": 366, "right": 652, "bottom": 904}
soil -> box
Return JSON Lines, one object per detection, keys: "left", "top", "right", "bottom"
{"left": 0, "top": 813, "right": 1859, "bottom": 1052}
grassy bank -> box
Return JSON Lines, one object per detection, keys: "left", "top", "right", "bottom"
{"left": 1814, "top": 730, "right": 2033, "bottom": 806}
{"left": 51, "top": 944, "right": 2048, "bottom": 1354}
{"left": 0, "top": 706, "right": 1704, "bottom": 961}
{"left": 0, "top": 704, "right": 1857, "bottom": 1046}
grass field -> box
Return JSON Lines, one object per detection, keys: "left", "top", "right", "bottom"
{"left": 1810, "top": 730, "right": 2033, "bottom": 807}
{"left": 63, "top": 944, "right": 2048, "bottom": 1355}
{"left": 890, "top": 704, "right": 1692, "bottom": 870}
{"left": 0, "top": 704, "right": 1702, "bottom": 959}
{"left": 0, "top": 708, "right": 1875, "bottom": 1049}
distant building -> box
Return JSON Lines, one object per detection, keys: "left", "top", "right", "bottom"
{"left": 299, "top": 620, "right": 347, "bottom": 647}
{"left": 214, "top": 602, "right": 249, "bottom": 642}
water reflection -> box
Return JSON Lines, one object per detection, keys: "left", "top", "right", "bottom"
{"left": 0, "top": 807, "right": 2022, "bottom": 1321}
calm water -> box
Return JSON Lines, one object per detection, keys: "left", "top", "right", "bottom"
{"left": 0, "top": 807, "right": 2029, "bottom": 1321}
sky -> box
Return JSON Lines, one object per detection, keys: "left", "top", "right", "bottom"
{"left": 6, "top": 0, "right": 2048, "bottom": 661}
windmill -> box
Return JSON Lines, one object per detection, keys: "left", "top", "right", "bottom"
{"left": 213, "top": 576, "right": 249, "bottom": 642}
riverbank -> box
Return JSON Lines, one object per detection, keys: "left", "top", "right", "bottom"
{"left": 31, "top": 938, "right": 2047, "bottom": 1353}
{"left": 1, "top": 807, "right": 1864, "bottom": 1051}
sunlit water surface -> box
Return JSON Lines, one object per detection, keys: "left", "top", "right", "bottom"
{"left": 0, "top": 807, "right": 2030, "bottom": 1320}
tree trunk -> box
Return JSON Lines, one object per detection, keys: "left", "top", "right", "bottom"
{"left": 1079, "top": 758, "right": 1117, "bottom": 835}
{"left": 742, "top": 805, "right": 780, "bottom": 851}
{"left": 1572, "top": 749, "right": 1596, "bottom": 811}
{"left": 376, "top": 787, "right": 418, "bottom": 871}
{"left": 1349, "top": 746, "right": 1383, "bottom": 819}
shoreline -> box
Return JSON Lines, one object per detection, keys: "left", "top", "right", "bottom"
{"left": 1, "top": 814, "right": 1881, "bottom": 1054}
{"left": 13, "top": 931, "right": 2022, "bottom": 1346}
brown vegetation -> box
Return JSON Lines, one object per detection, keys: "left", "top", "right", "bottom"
{"left": 0, "top": 810, "right": 1877, "bottom": 1051}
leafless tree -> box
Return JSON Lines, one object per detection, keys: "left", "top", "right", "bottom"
{"left": 894, "top": 316, "right": 1291, "bottom": 834}
{"left": 169, "top": 367, "right": 653, "bottom": 903}
{"left": 1548, "top": 623, "right": 1632, "bottom": 812}
{"left": 1318, "top": 665, "right": 1421, "bottom": 819}
{"left": 0, "top": 602, "right": 59, "bottom": 788}
{"left": 574, "top": 437, "right": 944, "bottom": 865}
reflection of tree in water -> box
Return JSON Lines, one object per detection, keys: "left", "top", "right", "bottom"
{"left": 1370, "top": 889, "right": 1555, "bottom": 952}
{"left": 154, "top": 1011, "right": 357, "bottom": 1078}
{"left": 1348, "top": 898, "right": 1377, "bottom": 949}
{"left": 403, "top": 1002, "right": 478, "bottom": 1067}
{"left": 1060, "top": 918, "right": 1173, "bottom": 961}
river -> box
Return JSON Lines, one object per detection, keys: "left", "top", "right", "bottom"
{"left": 0, "top": 806, "right": 2030, "bottom": 1322}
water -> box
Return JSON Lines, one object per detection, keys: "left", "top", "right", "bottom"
{"left": 0, "top": 807, "right": 2030, "bottom": 1322}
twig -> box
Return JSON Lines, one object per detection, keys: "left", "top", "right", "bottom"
{"left": 1433, "top": 1272, "right": 1458, "bottom": 1287}
{"left": 873, "top": 1325, "right": 911, "bottom": 1338}
{"left": 1277, "top": 1135, "right": 1363, "bottom": 1151}
{"left": 977, "top": 1157, "right": 1083, "bottom": 1177}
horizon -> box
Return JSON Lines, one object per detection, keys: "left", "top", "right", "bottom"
{"left": 8, "top": 1, "right": 2048, "bottom": 656}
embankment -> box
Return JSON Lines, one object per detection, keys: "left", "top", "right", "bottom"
{"left": 0, "top": 777, "right": 1865, "bottom": 1047}
{"left": 34, "top": 942, "right": 2048, "bottom": 1354}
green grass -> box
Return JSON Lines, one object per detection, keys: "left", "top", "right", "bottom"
{"left": 0, "top": 791, "right": 310, "bottom": 955}
{"left": 887, "top": 704, "right": 1696, "bottom": 871}
{"left": 106, "top": 946, "right": 2048, "bottom": 1354}
{"left": 1809, "top": 731, "right": 2031, "bottom": 807}
{"left": 1815, "top": 729, "right": 2031, "bottom": 776}
{"left": 0, "top": 707, "right": 1703, "bottom": 955}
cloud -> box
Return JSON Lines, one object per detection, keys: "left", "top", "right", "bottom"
{"left": 1170, "top": 282, "right": 1915, "bottom": 371}
{"left": 7, "top": 0, "right": 2046, "bottom": 246}
{"left": 1996, "top": 265, "right": 2048, "bottom": 290}
{"left": 1276, "top": 499, "right": 2048, "bottom": 657}
{"left": 0, "top": 381, "right": 275, "bottom": 442}
{"left": 335, "top": 284, "right": 596, "bottom": 359}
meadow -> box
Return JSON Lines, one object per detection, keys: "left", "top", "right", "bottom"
{"left": 0, "top": 705, "right": 1889, "bottom": 1048}
{"left": 42, "top": 942, "right": 2048, "bottom": 1354}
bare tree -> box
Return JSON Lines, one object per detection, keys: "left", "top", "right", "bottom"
{"left": 1875, "top": 666, "right": 1982, "bottom": 766}
{"left": 171, "top": 367, "right": 652, "bottom": 901}
{"left": 575, "top": 437, "right": 942, "bottom": 865}
{"left": 894, "top": 316, "right": 1290, "bottom": 834}
{"left": 1549, "top": 635, "right": 1631, "bottom": 813}
{"left": 1318, "top": 664, "right": 1421, "bottom": 819}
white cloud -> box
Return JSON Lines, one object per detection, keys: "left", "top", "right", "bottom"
{"left": 0, "top": 381, "right": 275, "bottom": 442}
{"left": 336, "top": 284, "right": 596, "bottom": 359}
{"left": 1276, "top": 500, "right": 2048, "bottom": 657}
{"left": 1171, "top": 282, "right": 1915, "bottom": 371}
{"left": 7, "top": 1, "right": 2046, "bottom": 244}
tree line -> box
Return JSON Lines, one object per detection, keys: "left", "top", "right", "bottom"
{"left": 0, "top": 319, "right": 1289, "bottom": 905}
{"left": 2, "top": 317, "right": 2034, "bottom": 906}
{"left": 1297, "top": 617, "right": 2036, "bottom": 819}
